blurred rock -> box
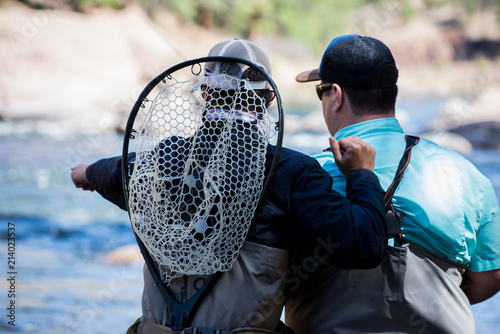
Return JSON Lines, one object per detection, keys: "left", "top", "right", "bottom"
{"left": 448, "top": 121, "right": 500, "bottom": 150}
{"left": 1, "top": 1, "right": 500, "bottom": 135}
{"left": 106, "top": 244, "right": 143, "bottom": 264}
{"left": 0, "top": 2, "right": 229, "bottom": 133}
{"left": 429, "top": 86, "right": 500, "bottom": 150}
{"left": 384, "top": 17, "right": 455, "bottom": 66}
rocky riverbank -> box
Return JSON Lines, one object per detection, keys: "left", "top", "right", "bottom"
{"left": 1, "top": 1, "right": 499, "bottom": 149}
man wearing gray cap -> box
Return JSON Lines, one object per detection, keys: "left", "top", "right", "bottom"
{"left": 286, "top": 34, "right": 500, "bottom": 333}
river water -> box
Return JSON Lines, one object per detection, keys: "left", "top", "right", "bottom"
{"left": 1, "top": 101, "right": 500, "bottom": 333}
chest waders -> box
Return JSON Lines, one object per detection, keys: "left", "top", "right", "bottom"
{"left": 128, "top": 242, "right": 290, "bottom": 334}
{"left": 285, "top": 135, "right": 475, "bottom": 334}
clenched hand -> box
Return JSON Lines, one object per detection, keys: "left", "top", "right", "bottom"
{"left": 329, "top": 136, "right": 376, "bottom": 176}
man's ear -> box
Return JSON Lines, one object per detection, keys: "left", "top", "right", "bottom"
{"left": 331, "top": 84, "right": 343, "bottom": 111}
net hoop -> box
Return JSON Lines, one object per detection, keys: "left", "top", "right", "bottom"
{"left": 121, "top": 56, "right": 284, "bottom": 285}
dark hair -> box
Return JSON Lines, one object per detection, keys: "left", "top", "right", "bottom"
{"left": 342, "top": 85, "right": 398, "bottom": 116}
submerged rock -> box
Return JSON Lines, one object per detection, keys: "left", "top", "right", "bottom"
{"left": 448, "top": 121, "right": 500, "bottom": 150}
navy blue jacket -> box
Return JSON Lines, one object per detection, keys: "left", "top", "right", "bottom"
{"left": 86, "top": 144, "right": 387, "bottom": 270}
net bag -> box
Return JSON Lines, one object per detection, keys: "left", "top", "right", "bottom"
{"left": 123, "top": 57, "right": 281, "bottom": 285}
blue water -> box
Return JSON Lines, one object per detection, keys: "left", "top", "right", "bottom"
{"left": 1, "top": 106, "right": 500, "bottom": 332}
{"left": 0, "top": 133, "right": 143, "bottom": 333}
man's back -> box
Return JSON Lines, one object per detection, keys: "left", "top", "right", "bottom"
{"left": 314, "top": 117, "right": 500, "bottom": 269}
{"left": 286, "top": 117, "right": 500, "bottom": 334}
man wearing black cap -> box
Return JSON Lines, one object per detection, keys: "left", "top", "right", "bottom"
{"left": 286, "top": 34, "right": 500, "bottom": 333}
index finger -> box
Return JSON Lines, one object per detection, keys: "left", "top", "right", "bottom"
{"left": 329, "top": 137, "right": 343, "bottom": 163}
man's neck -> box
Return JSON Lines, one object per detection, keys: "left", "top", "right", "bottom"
{"left": 333, "top": 112, "right": 394, "bottom": 135}
{"left": 348, "top": 111, "right": 395, "bottom": 127}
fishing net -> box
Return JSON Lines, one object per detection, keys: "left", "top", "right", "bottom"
{"left": 126, "top": 60, "right": 276, "bottom": 284}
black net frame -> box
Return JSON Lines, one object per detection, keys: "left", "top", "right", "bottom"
{"left": 120, "top": 56, "right": 284, "bottom": 320}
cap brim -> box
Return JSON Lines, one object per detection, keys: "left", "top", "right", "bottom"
{"left": 295, "top": 68, "right": 321, "bottom": 82}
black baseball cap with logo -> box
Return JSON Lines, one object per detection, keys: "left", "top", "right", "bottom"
{"left": 296, "top": 34, "right": 398, "bottom": 89}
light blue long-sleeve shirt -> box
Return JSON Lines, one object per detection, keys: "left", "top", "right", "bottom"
{"left": 314, "top": 117, "right": 500, "bottom": 271}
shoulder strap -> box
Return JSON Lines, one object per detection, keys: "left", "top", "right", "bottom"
{"left": 384, "top": 135, "right": 420, "bottom": 239}
{"left": 384, "top": 135, "right": 420, "bottom": 212}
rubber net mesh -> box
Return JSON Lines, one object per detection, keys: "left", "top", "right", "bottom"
{"left": 128, "top": 71, "right": 271, "bottom": 284}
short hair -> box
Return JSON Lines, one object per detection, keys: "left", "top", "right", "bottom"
{"left": 342, "top": 86, "right": 398, "bottom": 116}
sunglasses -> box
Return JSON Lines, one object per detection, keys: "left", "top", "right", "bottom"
{"left": 316, "top": 83, "right": 333, "bottom": 101}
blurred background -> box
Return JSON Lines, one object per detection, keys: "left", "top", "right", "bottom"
{"left": 0, "top": 0, "right": 499, "bottom": 332}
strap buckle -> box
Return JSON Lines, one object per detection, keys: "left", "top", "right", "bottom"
{"left": 169, "top": 310, "right": 188, "bottom": 331}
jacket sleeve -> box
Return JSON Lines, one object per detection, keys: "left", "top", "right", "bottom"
{"left": 289, "top": 156, "right": 387, "bottom": 269}
{"left": 85, "top": 153, "right": 136, "bottom": 211}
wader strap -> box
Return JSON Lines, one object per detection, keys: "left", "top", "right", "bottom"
{"left": 384, "top": 135, "right": 420, "bottom": 241}
{"left": 136, "top": 233, "right": 223, "bottom": 331}
{"left": 165, "top": 272, "right": 223, "bottom": 331}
